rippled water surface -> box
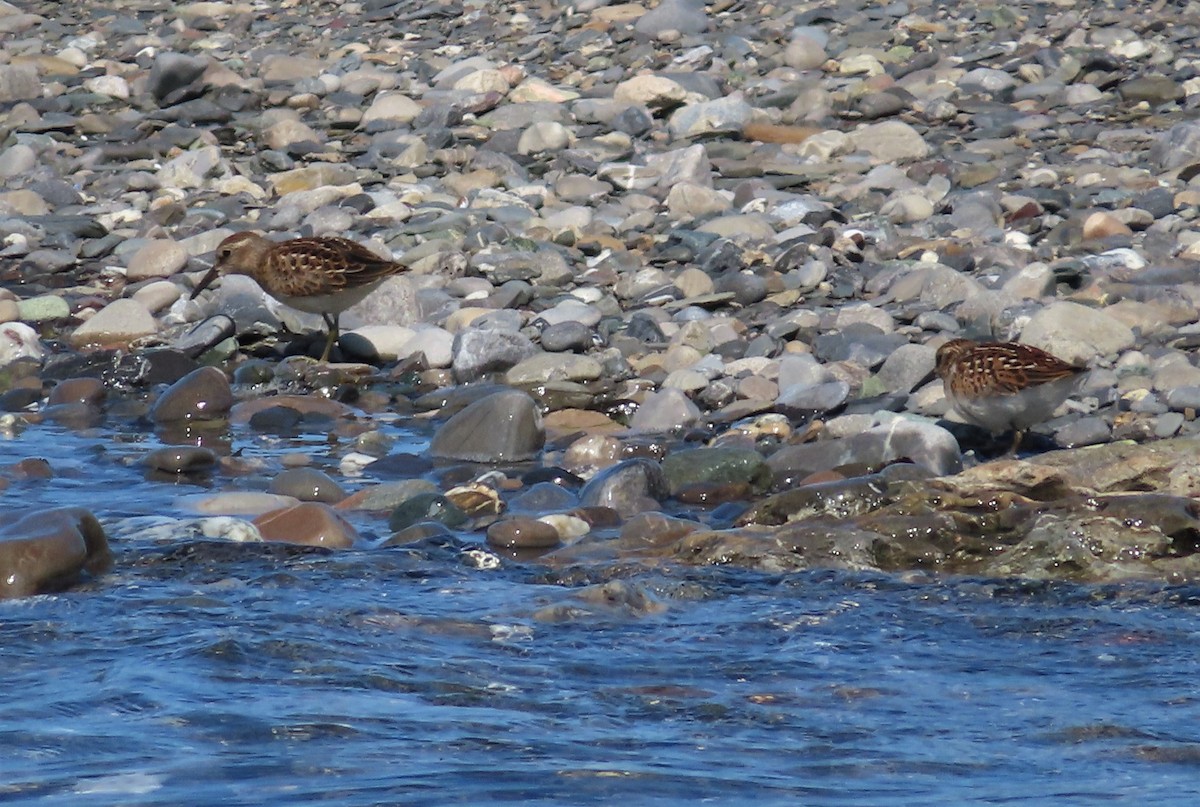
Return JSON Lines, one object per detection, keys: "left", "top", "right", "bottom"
{"left": 4, "top": 422, "right": 1200, "bottom": 806}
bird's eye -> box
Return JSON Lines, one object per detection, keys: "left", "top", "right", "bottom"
{"left": 218, "top": 248, "right": 232, "bottom": 260}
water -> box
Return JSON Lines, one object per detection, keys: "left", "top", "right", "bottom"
{"left": 4, "top": 421, "right": 1200, "bottom": 805}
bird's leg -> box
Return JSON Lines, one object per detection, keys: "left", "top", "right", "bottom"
{"left": 320, "top": 313, "right": 338, "bottom": 362}
{"left": 1006, "top": 429, "right": 1026, "bottom": 456}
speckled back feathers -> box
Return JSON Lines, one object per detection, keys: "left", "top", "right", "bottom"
{"left": 935, "top": 338, "right": 1082, "bottom": 398}
{"left": 213, "top": 232, "right": 404, "bottom": 298}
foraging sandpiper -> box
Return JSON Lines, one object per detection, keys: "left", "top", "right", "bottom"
{"left": 191, "top": 232, "right": 406, "bottom": 362}
{"left": 935, "top": 338, "right": 1086, "bottom": 453}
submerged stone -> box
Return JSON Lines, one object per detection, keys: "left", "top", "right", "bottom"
{"left": 660, "top": 447, "right": 771, "bottom": 495}
{"left": 0, "top": 508, "right": 112, "bottom": 599}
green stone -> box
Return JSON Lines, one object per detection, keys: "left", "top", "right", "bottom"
{"left": 660, "top": 447, "right": 771, "bottom": 495}
{"left": 387, "top": 493, "right": 467, "bottom": 532}
{"left": 858, "top": 376, "right": 888, "bottom": 399}
{"left": 17, "top": 294, "right": 70, "bottom": 323}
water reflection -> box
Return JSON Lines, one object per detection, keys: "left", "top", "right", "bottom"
{"left": 2, "top": 424, "right": 1200, "bottom": 804}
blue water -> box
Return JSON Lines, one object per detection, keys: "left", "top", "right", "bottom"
{"left": 3, "top": 422, "right": 1200, "bottom": 805}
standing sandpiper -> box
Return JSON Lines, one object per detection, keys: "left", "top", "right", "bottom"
{"left": 935, "top": 338, "right": 1087, "bottom": 454}
{"left": 190, "top": 232, "right": 406, "bottom": 362}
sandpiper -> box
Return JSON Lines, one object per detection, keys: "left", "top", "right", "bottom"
{"left": 191, "top": 232, "right": 406, "bottom": 362}
{"left": 935, "top": 338, "right": 1086, "bottom": 454}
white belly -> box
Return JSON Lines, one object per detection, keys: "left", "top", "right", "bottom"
{"left": 272, "top": 282, "right": 383, "bottom": 316}
{"left": 946, "top": 374, "right": 1082, "bottom": 434}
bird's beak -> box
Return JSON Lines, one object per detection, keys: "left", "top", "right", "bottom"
{"left": 190, "top": 264, "right": 221, "bottom": 300}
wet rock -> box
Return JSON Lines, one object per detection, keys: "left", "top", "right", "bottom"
{"left": 615, "top": 513, "right": 703, "bottom": 552}
{"left": 539, "top": 321, "right": 594, "bottom": 353}
{"left": 253, "top": 502, "right": 358, "bottom": 548}
{"left": 579, "top": 458, "right": 669, "bottom": 516}
{"left": 738, "top": 474, "right": 891, "bottom": 527}
{"left": 142, "top": 446, "right": 218, "bottom": 474}
{"left": 268, "top": 468, "right": 347, "bottom": 503}
{"left": 444, "top": 481, "right": 503, "bottom": 520}
{"left": 768, "top": 415, "right": 962, "bottom": 480}
{"left": 982, "top": 503, "right": 1186, "bottom": 583}
{"left": 563, "top": 434, "right": 624, "bottom": 475}
{"left": 671, "top": 525, "right": 876, "bottom": 573}
{"left": 509, "top": 481, "right": 578, "bottom": 513}
{"left": 47, "top": 377, "right": 105, "bottom": 407}
{"left": 628, "top": 388, "right": 702, "bottom": 433}
{"left": 150, "top": 366, "right": 233, "bottom": 423}
{"left": 387, "top": 493, "right": 467, "bottom": 532}
{"left": 379, "top": 521, "right": 458, "bottom": 549}
{"left": 182, "top": 492, "right": 302, "bottom": 516}
{"left": 230, "top": 395, "right": 353, "bottom": 425}
{"left": 486, "top": 517, "right": 561, "bottom": 549}
{"left": 0, "top": 508, "right": 112, "bottom": 599}
{"left": 429, "top": 389, "right": 545, "bottom": 462}
{"left": 534, "top": 580, "right": 666, "bottom": 621}
{"left": 661, "top": 447, "right": 771, "bottom": 495}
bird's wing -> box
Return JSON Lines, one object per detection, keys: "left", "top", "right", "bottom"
{"left": 992, "top": 344, "right": 1082, "bottom": 393}
{"left": 270, "top": 237, "right": 403, "bottom": 296}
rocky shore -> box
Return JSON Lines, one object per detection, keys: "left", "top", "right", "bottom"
{"left": 3, "top": 0, "right": 1200, "bottom": 597}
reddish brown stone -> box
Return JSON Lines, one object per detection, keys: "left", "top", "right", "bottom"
{"left": 254, "top": 502, "right": 358, "bottom": 548}
{"left": 486, "top": 517, "right": 561, "bottom": 549}
{"left": 0, "top": 508, "right": 112, "bottom": 599}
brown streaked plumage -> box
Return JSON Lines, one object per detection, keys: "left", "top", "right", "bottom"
{"left": 191, "top": 232, "right": 405, "bottom": 362}
{"left": 935, "top": 338, "right": 1086, "bottom": 454}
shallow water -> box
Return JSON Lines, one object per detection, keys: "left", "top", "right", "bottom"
{"left": 4, "top": 420, "right": 1200, "bottom": 805}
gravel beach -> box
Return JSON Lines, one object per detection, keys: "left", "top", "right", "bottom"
{"left": 4, "top": 0, "right": 1200, "bottom": 594}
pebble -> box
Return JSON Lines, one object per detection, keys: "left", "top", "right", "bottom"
{"left": 539, "top": 321, "right": 594, "bottom": 353}
{"left": 254, "top": 503, "right": 358, "bottom": 548}
{"left": 579, "top": 458, "right": 670, "bottom": 517}
{"left": 142, "top": 447, "right": 218, "bottom": 474}
{"left": 452, "top": 328, "right": 540, "bottom": 382}
{"left": 486, "top": 517, "right": 562, "bottom": 549}
{"left": 387, "top": 494, "right": 467, "bottom": 532}
{"left": 71, "top": 299, "right": 158, "bottom": 348}
{"left": 48, "top": 378, "right": 105, "bottom": 407}
{"left": 660, "top": 447, "right": 771, "bottom": 496}
{"left": 628, "top": 388, "right": 702, "bottom": 433}
{"left": 267, "top": 468, "right": 347, "bottom": 504}
{"left": 428, "top": 390, "right": 545, "bottom": 462}
{"left": 0, "top": 323, "right": 45, "bottom": 366}
{"left": 0, "top": 508, "right": 111, "bottom": 599}
{"left": 127, "top": 240, "right": 189, "bottom": 281}
{"left": 150, "top": 367, "right": 233, "bottom": 423}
